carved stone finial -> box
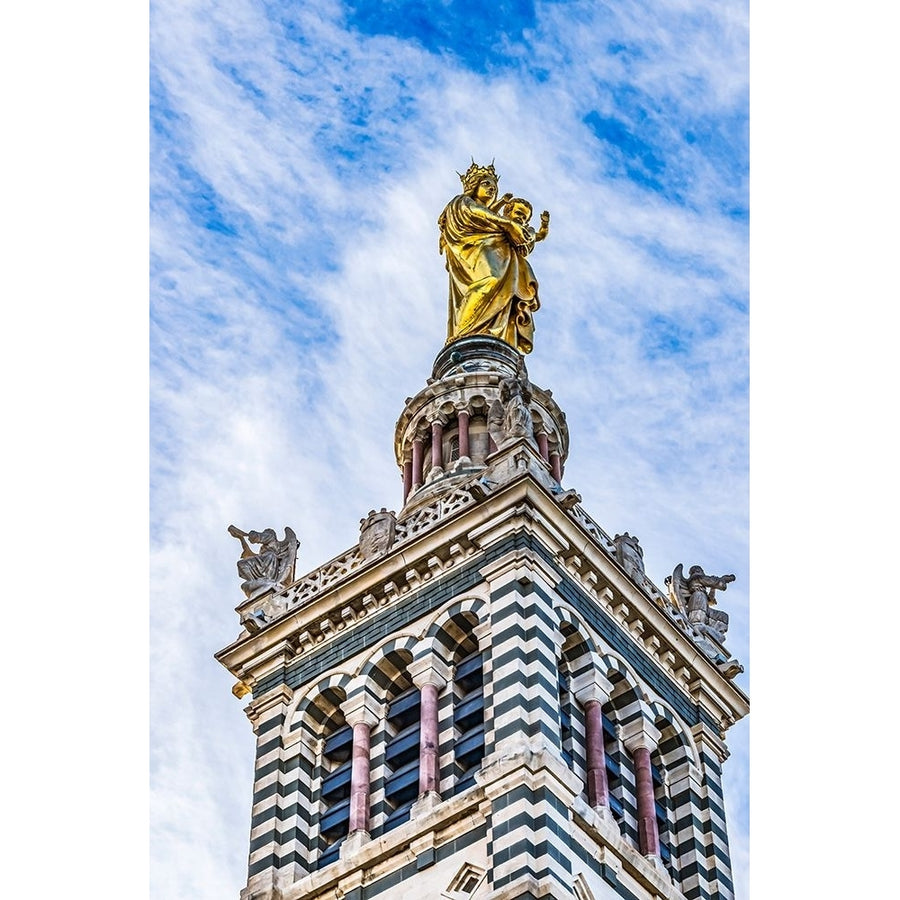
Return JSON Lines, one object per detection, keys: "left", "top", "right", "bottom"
{"left": 614, "top": 533, "right": 646, "bottom": 584}
{"left": 227, "top": 524, "right": 298, "bottom": 599}
{"left": 439, "top": 162, "right": 549, "bottom": 354}
{"left": 358, "top": 508, "right": 397, "bottom": 560}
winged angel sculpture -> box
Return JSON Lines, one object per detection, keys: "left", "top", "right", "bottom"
{"left": 667, "top": 564, "right": 742, "bottom": 678}
{"left": 668, "top": 564, "right": 734, "bottom": 638}
{"left": 228, "top": 525, "right": 298, "bottom": 600}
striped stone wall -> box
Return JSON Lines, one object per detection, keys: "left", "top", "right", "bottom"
{"left": 233, "top": 521, "right": 741, "bottom": 900}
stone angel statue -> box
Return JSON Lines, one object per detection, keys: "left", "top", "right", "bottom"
{"left": 228, "top": 524, "right": 298, "bottom": 599}
{"left": 667, "top": 564, "right": 735, "bottom": 642}
{"left": 488, "top": 357, "right": 535, "bottom": 449}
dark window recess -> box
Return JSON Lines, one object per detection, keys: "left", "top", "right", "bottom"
{"left": 383, "top": 758, "right": 420, "bottom": 805}
{"left": 455, "top": 724, "right": 485, "bottom": 769}
{"left": 460, "top": 873, "right": 480, "bottom": 892}
{"left": 602, "top": 713, "right": 617, "bottom": 742}
{"left": 320, "top": 759, "right": 352, "bottom": 802}
{"left": 455, "top": 652, "right": 483, "bottom": 691}
{"left": 314, "top": 720, "right": 353, "bottom": 870}
{"left": 388, "top": 689, "right": 421, "bottom": 728}
{"left": 384, "top": 721, "right": 421, "bottom": 768}
{"left": 453, "top": 650, "right": 485, "bottom": 792}
{"left": 318, "top": 797, "right": 351, "bottom": 840}
{"left": 382, "top": 798, "right": 416, "bottom": 834}
{"left": 608, "top": 792, "right": 625, "bottom": 819}
{"left": 379, "top": 685, "right": 421, "bottom": 833}
{"left": 453, "top": 687, "right": 484, "bottom": 733}
{"left": 323, "top": 723, "right": 353, "bottom": 762}
{"left": 558, "top": 668, "right": 574, "bottom": 767}
{"left": 449, "top": 435, "right": 460, "bottom": 462}
{"left": 653, "top": 759, "right": 671, "bottom": 869}
{"left": 316, "top": 840, "right": 342, "bottom": 869}
{"left": 602, "top": 711, "right": 624, "bottom": 824}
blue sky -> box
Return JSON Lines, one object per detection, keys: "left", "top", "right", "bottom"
{"left": 148, "top": 2, "right": 751, "bottom": 897}
{"left": 6, "top": 4, "right": 898, "bottom": 899}
{"left": 7, "top": 0, "right": 900, "bottom": 900}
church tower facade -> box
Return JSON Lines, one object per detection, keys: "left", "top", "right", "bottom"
{"left": 215, "top": 165, "right": 748, "bottom": 900}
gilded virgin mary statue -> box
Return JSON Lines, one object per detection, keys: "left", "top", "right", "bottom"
{"left": 438, "top": 162, "right": 550, "bottom": 354}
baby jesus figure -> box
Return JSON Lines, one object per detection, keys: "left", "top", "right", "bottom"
{"left": 499, "top": 196, "right": 550, "bottom": 255}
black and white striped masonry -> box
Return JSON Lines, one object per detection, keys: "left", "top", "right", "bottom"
{"left": 216, "top": 336, "right": 748, "bottom": 900}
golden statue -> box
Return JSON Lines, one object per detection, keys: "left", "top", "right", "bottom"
{"left": 438, "top": 162, "right": 550, "bottom": 354}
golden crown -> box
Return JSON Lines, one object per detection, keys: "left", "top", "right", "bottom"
{"left": 458, "top": 160, "right": 499, "bottom": 192}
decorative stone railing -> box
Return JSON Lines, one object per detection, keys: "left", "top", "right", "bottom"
{"left": 564, "top": 503, "right": 741, "bottom": 678}
{"left": 236, "top": 484, "right": 740, "bottom": 679}
{"left": 238, "top": 487, "right": 479, "bottom": 623}
{"left": 565, "top": 503, "right": 670, "bottom": 609}
{"left": 394, "top": 486, "right": 477, "bottom": 544}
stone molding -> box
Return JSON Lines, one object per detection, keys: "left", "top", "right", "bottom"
{"left": 620, "top": 718, "right": 663, "bottom": 753}
{"left": 218, "top": 478, "right": 748, "bottom": 729}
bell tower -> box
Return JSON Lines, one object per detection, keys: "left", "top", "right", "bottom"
{"left": 215, "top": 164, "right": 748, "bottom": 900}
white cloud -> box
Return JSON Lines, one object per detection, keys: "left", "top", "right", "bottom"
{"left": 150, "top": 2, "right": 750, "bottom": 897}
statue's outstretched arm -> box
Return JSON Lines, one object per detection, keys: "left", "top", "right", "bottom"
{"left": 228, "top": 524, "right": 255, "bottom": 559}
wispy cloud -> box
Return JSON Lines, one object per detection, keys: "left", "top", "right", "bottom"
{"left": 150, "top": 1, "right": 749, "bottom": 897}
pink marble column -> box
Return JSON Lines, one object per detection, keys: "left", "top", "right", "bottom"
{"left": 348, "top": 721, "right": 373, "bottom": 834}
{"left": 633, "top": 745, "right": 661, "bottom": 856}
{"left": 431, "top": 421, "right": 444, "bottom": 470}
{"left": 457, "top": 410, "right": 470, "bottom": 460}
{"left": 402, "top": 459, "right": 412, "bottom": 502}
{"left": 411, "top": 437, "right": 424, "bottom": 489}
{"left": 584, "top": 700, "right": 609, "bottom": 809}
{"left": 537, "top": 431, "right": 550, "bottom": 463}
{"left": 550, "top": 450, "right": 562, "bottom": 483}
{"left": 418, "top": 682, "right": 440, "bottom": 796}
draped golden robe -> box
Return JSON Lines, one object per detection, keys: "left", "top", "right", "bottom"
{"left": 438, "top": 194, "right": 540, "bottom": 354}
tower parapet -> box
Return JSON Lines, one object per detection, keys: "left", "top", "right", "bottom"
{"left": 394, "top": 336, "right": 570, "bottom": 509}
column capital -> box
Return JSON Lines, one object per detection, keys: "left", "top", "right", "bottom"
{"left": 341, "top": 692, "right": 381, "bottom": 729}
{"left": 572, "top": 670, "right": 614, "bottom": 706}
{"left": 409, "top": 655, "right": 452, "bottom": 691}
{"left": 245, "top": 684, "right": 293, "bottom": 728}
{"left": 620, "top": 718, "right": 662, "bottom": 753}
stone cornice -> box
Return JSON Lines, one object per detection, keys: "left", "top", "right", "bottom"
{"left": 216, "top": 470, "right": 748, "bottom": 729}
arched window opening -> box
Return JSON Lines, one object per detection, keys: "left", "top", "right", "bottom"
{"left": 431, "top": 610, "right": 485, "bottom": 798}
{"left": 467, "top": 415, "right": 489, "bottom": 463}
{"left": 651, "top": 751, "right": 672, "bottom": 869}
{"left": 601, "top": 671, "right": 640, "bottom": 839}
{"left": 558, "top": 662, "right": 575, "bottom": 767}
{"left": 556, "top": 622, "right": 591, "bottom": 794}
{"left": 380, "top": 675, "right": 420, "bottom": 834}
{"left": 652, "top": 716, "right": 689, "bottom": 880}
{"left": 452, "top": 645, "right": 485, "bottom": 793}
{"left": 602, "top": 706, "right": 624, "bottom": 822}
{"left": 310, "top": 688, "right": 350, "bottom": 870}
